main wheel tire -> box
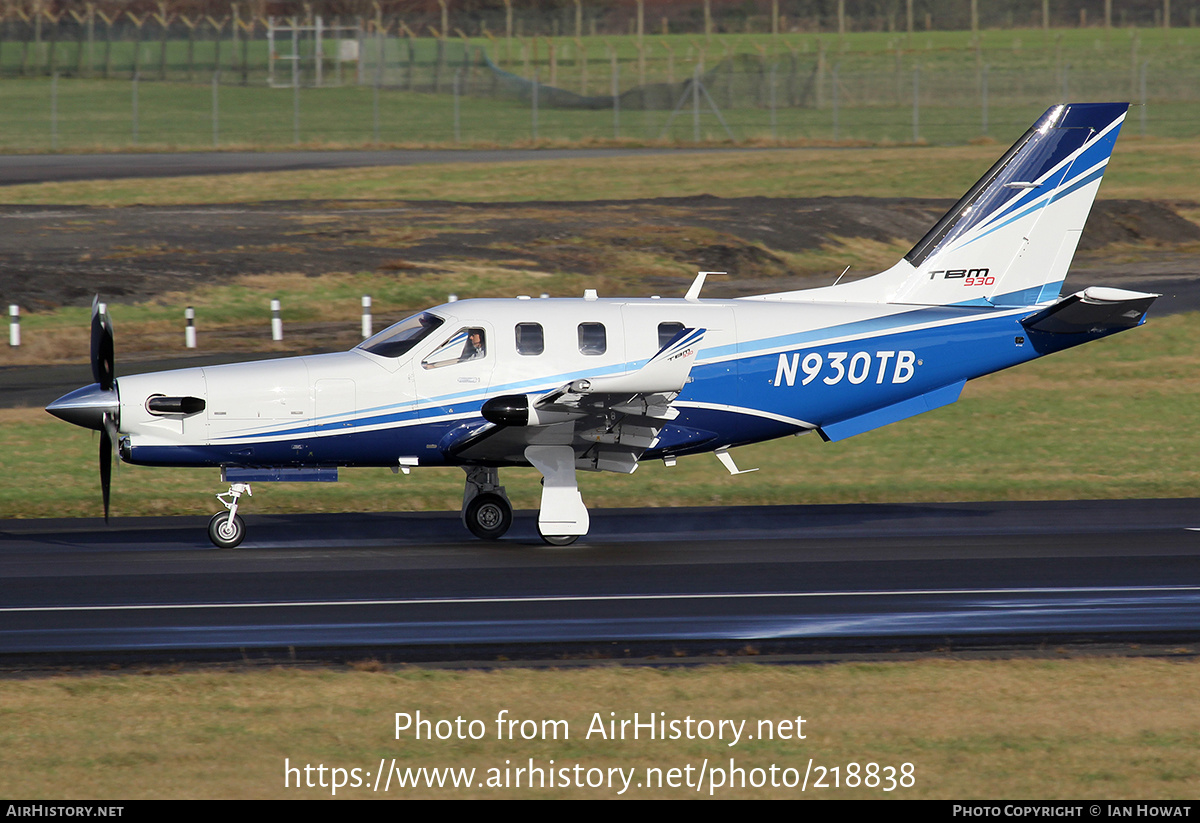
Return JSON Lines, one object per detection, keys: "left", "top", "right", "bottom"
{"left": 539, "top": 531, "right": 579, "bottom": 547}
{"left": 208, "top": 511, "right": 246, "bottom": 549}
{"left": 465, "top": 493, "right": 512, "bottom": 540}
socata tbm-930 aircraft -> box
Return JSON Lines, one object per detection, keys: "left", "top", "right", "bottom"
{"left": 48, "top": 102, "right": 1158, "bottom": 548}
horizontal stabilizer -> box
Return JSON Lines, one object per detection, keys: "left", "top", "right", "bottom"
{"left": 818, "top": 381, "right": 965, "bottom": 442}
{"left": 1021, "top": 287, "right": 1158, "bottom": 334}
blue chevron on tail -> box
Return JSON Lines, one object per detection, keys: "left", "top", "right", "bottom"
{"left": 765, "top": 103, "right": 1129, "bottom": 309}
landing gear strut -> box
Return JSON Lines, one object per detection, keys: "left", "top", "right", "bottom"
{"left": 461, "top": 467, "right": 513, "bottom": 540}
{"left": 526, "top": 445, "right": 588, "bottom": 546}
{"left": 209, "top": 482, "right": 251, "bottom": 549}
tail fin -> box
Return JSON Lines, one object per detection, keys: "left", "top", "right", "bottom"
{"left": 892, "top": 102, "right": 1127, "bottom": 306}
{"left": 766, "top": 103, "right": 1129, "bottom": 308}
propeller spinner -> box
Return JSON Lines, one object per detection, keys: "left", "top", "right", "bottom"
{"left": 45, "top": 297, "right": 120, "bottom": 522}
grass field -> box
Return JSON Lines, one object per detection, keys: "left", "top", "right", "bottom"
{"left": 2, "top": 108, "right": 1199, "bottom": 799}
{"left": 3, "top": 136, "right": 1199, "bottom": 205}
{"left": 1, "top": 25, "right": 1199, "bottom": 150}
{"left": 2, "top": 658, "right": 1198, "bottom": 799}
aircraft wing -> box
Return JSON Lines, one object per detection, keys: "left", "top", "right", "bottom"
{"left": 447, "top": 328, "right": 706, "bottom": 472}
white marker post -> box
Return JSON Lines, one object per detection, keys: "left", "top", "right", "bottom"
{"left": 361, "top": 295, "right": 372, "bottom": 339}
{"left": 185, "top": 306, "right": 196, "bottom": 349}
{"left": 271, "top": 299, "right": 283, "bottom": 341}
{"left": 8, "top": 305, "right": 18, "bottom": 347}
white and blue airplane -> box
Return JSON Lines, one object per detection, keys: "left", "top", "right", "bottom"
{"left": 47, "top": 102, "right": 1157, "bottom": 548}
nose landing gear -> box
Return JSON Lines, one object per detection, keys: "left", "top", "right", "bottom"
{"left": 209, "top": 482, "right": 252, "bottom": 548}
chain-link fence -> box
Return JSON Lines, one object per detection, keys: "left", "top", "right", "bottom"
{"left": 2, "top": 4, "right": 1199, "bottom": 149}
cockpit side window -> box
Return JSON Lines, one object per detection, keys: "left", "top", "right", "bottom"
{"left": 422, "top": 327, "right": 487, "bottom": 369}
{"left": 358, "top": 312, "right": 444, "bottom": 358}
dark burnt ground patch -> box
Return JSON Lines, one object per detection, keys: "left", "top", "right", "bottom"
{"left": 1, "top": 196, "right": 1197, "bottom": 313}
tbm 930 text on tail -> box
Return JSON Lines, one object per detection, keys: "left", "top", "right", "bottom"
{"left": 47, "top": 103, "right": 1157, "bottom": 548}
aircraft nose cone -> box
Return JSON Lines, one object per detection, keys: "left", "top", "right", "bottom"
{"left": 45, "top": 383, "right": 119, "bottom": 431}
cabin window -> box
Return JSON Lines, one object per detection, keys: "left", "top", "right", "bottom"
{"left": 658, "top": 322, "right": 685, "bottom": 348}
{"left": 358, "top": 312, "right": 444, "bottom": 358}
{"left": 578, "top": 323, "right": 606, "bottom": 355}
{"left": 515, "top": 323, "right": 544, "bottom": 355}
{"left": 422, "top": 327, "right": 486, "bottom": 369}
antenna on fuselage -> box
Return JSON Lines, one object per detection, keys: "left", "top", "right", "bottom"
{"left": 832, "top": 265, "right": 852, "bottom": 286}
{"left": 685, "top": 271, "right": 726, "bottom": 302}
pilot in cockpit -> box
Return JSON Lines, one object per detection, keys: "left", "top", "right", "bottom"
{"left": 462, "top": 329, "right": 486, "bottom": 360}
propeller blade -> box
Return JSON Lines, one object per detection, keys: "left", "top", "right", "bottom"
{"left": 99, "top": 420, "right": 112, "bottom": 523}
{"left": 90, "top": 296, "right": 115, "bottom": 391}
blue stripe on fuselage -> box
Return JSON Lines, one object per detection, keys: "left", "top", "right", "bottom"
{"left": 132, "top": 308, "right": 1056, "bottom": 469}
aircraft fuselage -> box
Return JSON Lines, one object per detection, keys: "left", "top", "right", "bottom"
{"left": 114, "top": 295, "right": 1097, "bottom": 472}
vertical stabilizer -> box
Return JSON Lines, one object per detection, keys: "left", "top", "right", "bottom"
{"left": 752, "top": 103, "right": 1129, "bottom": 309}
{"left": 890, "top": 102, "right": 1128, "bottom": 307}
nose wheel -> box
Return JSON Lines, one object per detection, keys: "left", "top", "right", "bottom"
{"left": 209, "top": 482, "right": 251, "bottom": 548}
{"left": 208, "top": 511, "right": 246, "bottom": 549}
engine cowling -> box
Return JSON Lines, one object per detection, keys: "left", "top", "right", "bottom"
{"left": 481, "top": 395, "right": 583, "bottom": 427}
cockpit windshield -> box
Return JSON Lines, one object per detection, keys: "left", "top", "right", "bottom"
{"left": 357, "top": 312, "right": 445, "bottom": 358}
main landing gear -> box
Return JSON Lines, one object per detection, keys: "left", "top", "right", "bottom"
{"left": 208, "top": 482, "right": 251, "bottom": 549}
{"left": 460, "top": 450, "right": 589, "bottom": 546}
{"left": 461, "top": 467, "right": 513, "bottom": 540}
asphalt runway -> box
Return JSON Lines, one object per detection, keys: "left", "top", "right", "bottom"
{"left": 2, "top": 499, "right": 1198, "bottom": 662}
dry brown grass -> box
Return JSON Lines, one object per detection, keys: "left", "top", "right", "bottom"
{"left": 3, "top": 139, "right": 1198, "bottom": 207}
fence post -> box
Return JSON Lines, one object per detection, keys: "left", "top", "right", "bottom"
{"left": 182, "top": 15, "right": 195, "bottom": 81}
{"left": 130, "top": 12, "right": 145, "bottom": 80}
{"left": 212, "top": 71, "right": 220, "bottom": 147}
{"left": 1140, "top": 60, "right": 1148, "bottom": 136}
{"left": 611, "top": 51, "right": 620, "bottom": 139}
{"left": 292, "top": 18, "right": 300, "bottom": 145}
{"left": 832, "top": 63, "right": 839, "bottom": 140}
{"left": 912, "top": 65, "right": 920, "bottom": 143}
{"left": 577, "top": 35, "right": 587, "bottom": 94}
{"left": 454, "top": 68, "right": 463, "bottom": 143}
{"left": 87, "top": 3, "right": 95, "bottom": 77}
{"left": 50, "top": 73, "right": 58, "bottom": 150}
{"left": 131, "top": 72, "right": 139, "bottom": 146}
{"left": 374, "top": 28, "right": 383, "bottom": 142}
{"left": 98, "top": 11, "right": 113, "bottom": 79}
{"left": 981, "top": 64, "right": 988, "bottom": 137}
{"left": 156, "top": 3, "right": 170, "bottom": 81}
{"left": 531, "top": 70, "right": 539, "bottom": 141}
{"left": 769, "top": 61, "right": 777, "bottom": 141}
